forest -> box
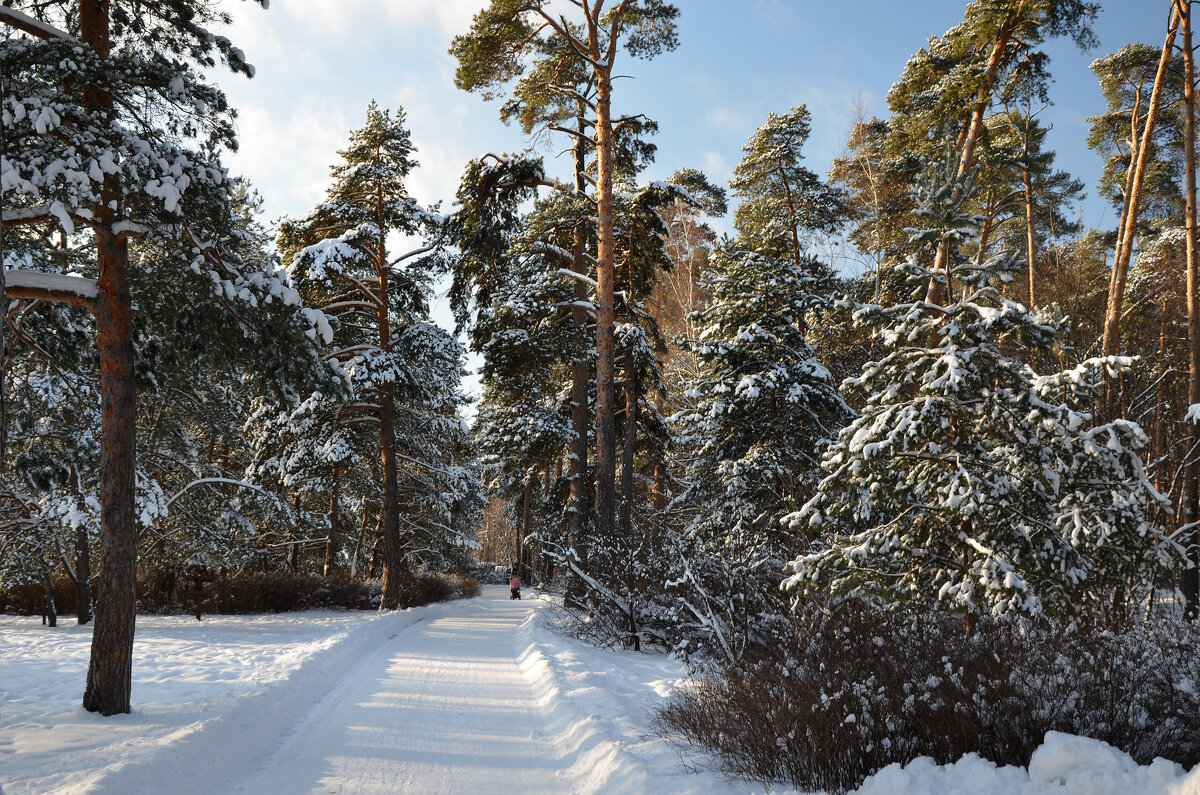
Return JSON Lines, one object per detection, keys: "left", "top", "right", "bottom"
{"left": 3, "top": 0, "right": 1200, "bottom": 790}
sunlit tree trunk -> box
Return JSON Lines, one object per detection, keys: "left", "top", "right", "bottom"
{"left": 1102, "top": 7, "right": 1180, "bottom": 358}
{"left": 591, "top": 24, "right": 619, "bottom": 567}
{"left": 81, "top": 0, "right": 139, "bottom": 718}
{"left": 1178, "top": 0, "right": 1199, "bottom": 620}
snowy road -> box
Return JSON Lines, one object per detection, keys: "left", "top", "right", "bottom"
{"left": 236, "top": 588, "right": 574, "bottom": 794}
{"left": 1, "top": 587, "right": 745, "bottom": 795}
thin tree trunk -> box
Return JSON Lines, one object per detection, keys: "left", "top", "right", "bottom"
{"left": 1023, "top": 165, "right": 1037, "bottom": 306}
{"left": 592, "top": 49, "right": 618, "bottom": 570}
{"left": 374, "top": 177, "right": 405, "bottom": 609}
{"left": 41, "top": 567, "right": 57, "bottom": 628}
{"left": 67, "top": 465, "right": 92, "bottom": 624}
{"left": 324, "top": 470, "right": 338, "bottom": 577}
{"left": 75, "top": 525, "right": 92, "bottom": 624}
{"left": 619, "top": 361, "right": 637, "bottom": 541}
{"left": 1103, "top": 8, "right": 1180, "bottom": 358}
{"left": 519, "top": 477, "right": 531, "bottom": 582}
{"left": 1178, "top": 0, "right": 1199, "bottom": 621}
{"left": 1106, "top": 112, "right": 1142, "bottom": 329}
{"left": 289, "top": 493, "right": 301, "bottom": 572}
{"left": 350, "top": 503, "right": 370, "bottom": 580}
{"left": 928, "top": 7, "right": 1023, "bottom": 304}
{"left": 81, "top": 0, "right": 138, "bottom": 718}
{"left": 568, "top": 117, "right": 591, "bottom": 596}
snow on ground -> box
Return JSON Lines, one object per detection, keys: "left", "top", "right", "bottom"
{"left": 0, "top": 586, "right": 749, "bottom": 794}
{"left": 1, "top": 586, "right": 1198, "bottom": 794}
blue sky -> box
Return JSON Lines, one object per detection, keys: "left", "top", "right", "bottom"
{"left": 216, "top": 1, "right": 1165, "bottom": 228}
{"left": 211, "top": 0, "right": 1168, "bottom": 397}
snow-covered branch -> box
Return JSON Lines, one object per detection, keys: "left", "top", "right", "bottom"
{"left": 4, "top": 269, "right": 98, "bottom": 309}
{"left": 0, "top": 7, "right": 74, "bottom": 41}
{"left": 163, "top": 477, "right": 270, "bottom": 510}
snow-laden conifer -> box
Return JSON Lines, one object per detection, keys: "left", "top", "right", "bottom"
{"left": 664, "top": 107, "right": 850, "bottom": 659}
{"left": 784, "top": 158, "right": 1180, "bottom": 626}
{"left": 267, "top": 103, "right": 478, "bottom": 598}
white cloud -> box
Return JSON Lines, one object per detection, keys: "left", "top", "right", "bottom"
{"left": 269, "top": 0, "right": 488, "bottom": 43}
{"left": 704, "top": 107, "right": 750, "bottom": 134}
{"left": 224, "top": 100, "right": 350, "bottom": 223}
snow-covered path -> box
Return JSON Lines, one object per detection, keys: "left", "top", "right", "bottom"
{"left": 237, "top": 588, "right": 572, "bottom": 794}
{"left": 6, "top": 590, "right": 1200, "bottom": 794}
{"left": 2, "top": 586, "right": 742, "bottom": 794}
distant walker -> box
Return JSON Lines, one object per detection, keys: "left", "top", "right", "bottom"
{"left": 510, "top": 576, "right": 521, "bottom": 600}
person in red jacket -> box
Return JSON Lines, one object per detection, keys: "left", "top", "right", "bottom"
{"left": 510, "top": 575, "right": 521, "bottom": 600}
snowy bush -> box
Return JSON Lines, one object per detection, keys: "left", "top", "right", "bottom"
{"left": 654, "top": 603, "right": 1200, "bottom": 793}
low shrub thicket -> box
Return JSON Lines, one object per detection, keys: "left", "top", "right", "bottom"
{"left": 172, "top": 572, "right": 378, "bottom": 614}
{"left": 0, "top": 574, "right": 79, "bottom": 617}
{"left": 654, "top": 602, "right": 1200, "bottom": 793}
{"left": 0, "top": 570, "right": 480, "bottom": 616}
{"left": 390, "top": 571, "right": 481, "bottom": 608}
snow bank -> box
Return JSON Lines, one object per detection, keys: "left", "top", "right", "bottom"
{"left": 855, "top": 731, "right": 1200, "bottom": 795}
{"left": 513, "top": 592, "right": 722, "bottom": 794}
{"left": 4, "top": 594, "right": 1197, "bottom": 795}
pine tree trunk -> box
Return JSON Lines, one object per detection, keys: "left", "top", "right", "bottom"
{"left": 519, "top": 477, "right": 531, "bottom": 582}
{"left": 80, "top": 0, "right": 138, "bottom": 716}
{"left": 378, "top": 324, "right": 404, "bottom": 607}
{"left": 1023, "top": 165, "right": 1037, "bottom": 306}
{"left": 350, "top": 503, "right": 370, "bottom": 580}
{"left": 39, "top": 566, "right": 56, "bottom": 627}
{"left": 324, "top": 470, "right": 338, "bottom": 577}
{"left": 83, "top": 186, "right": 137, "bottom": 715}
{"left": 1102, "top": 8, "right": 1180, "bottom": 358}
{"left": 568, "top": 120, "right": 591, "bottom": 596}
{"left": 592, "top": 59, "right": 618, "bottom": 570}
{"left": 1178, "top": 0, "right": 1199, "bottom": 621}
{"left": 619, "top": 362, "right": 637, "bottom": 541}
{"left": 928, "top": 10, "right": 1020, "bottom": 305}
{"left": 1105, "top": 130, "right": 1142, "bottom": 340}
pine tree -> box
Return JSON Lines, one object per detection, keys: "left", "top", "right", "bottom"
{"left": 452, "top": 0, "right": 680, "bottom": 557}
{"left": 885, "top": 0, "right": 1099, "bottom": 306}
{"left": 784, "top": 159, "right": 1179, "bottom": 629}
{"left": 276, "top": 103, "right": 456, "bottom": 608}
{"left": 667, "top": 108, "right": 849, "bottom": 659}
{"left": 0, "top": 0, "right": 282, "bottom": 715}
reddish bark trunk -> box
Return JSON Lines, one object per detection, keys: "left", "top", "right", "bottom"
{"left": 619, "top": 362, "right": 638, "bottom": 541}
{"left": 1102, "top": 9, "right": 1180, "bottom": 357}
{"left": 375, "top": 175, "right": 405, "bottom": 609}
{"left": 81, "top": 0, "right": 139, "bottom": 717}
{"left": 592, "top": 49, "right": 618, "bottom": 565}
{"left": 928, "top": 9, "right": 1021, "bottom": 305}
{"left": 568, "top": 121, "right": 591, "bottom": 585}
{"left": 1179, "top": 0, "right": 1199, "bottom": 620}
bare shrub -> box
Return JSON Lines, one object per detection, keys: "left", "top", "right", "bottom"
{"left": 654, "top": 602, "right": 1200, "bottom": 792}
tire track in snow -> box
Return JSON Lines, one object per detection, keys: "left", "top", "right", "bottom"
{"left": 234, "top": 588, "right": 576, "bottom": 794}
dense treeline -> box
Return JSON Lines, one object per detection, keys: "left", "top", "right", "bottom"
{"left": 4, "top": 0, "right": 1200, "bottom": 784}
{"left": 448, "top": 0, "right": 1200, "bottom": 788}
{"left": 450, "top": 0, "right": 1193, "bottom": 645}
